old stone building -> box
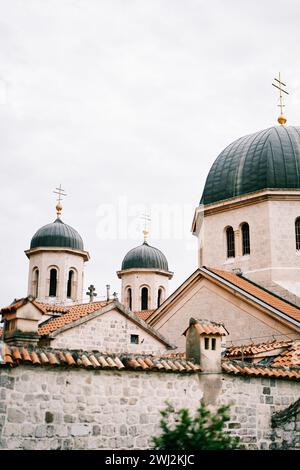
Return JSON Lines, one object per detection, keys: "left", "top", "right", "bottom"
{"left": 1, "top": 119, "right": 300, "bottom": 450}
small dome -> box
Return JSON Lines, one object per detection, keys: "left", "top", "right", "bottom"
{"left": 121, "top": 241, "right": 169, "bottom": 271}
{"left": 30, "top": 218, "right": 84, "bottom": 250}
{"left": 201, "top": 125, "right": 300, "bottom": 205}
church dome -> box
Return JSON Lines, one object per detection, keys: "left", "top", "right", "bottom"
{"left": 201, "top": 125, "right": 300, "bottom": 205}
{"left": 121, "top": 241, "right": 169, "bottom": 271}
{"left": 30, "top": 218, "right": 84, "bottom": 250}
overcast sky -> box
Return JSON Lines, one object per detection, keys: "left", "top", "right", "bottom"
{"left": 1, "top": 0, "right": 300, "bottom": 306}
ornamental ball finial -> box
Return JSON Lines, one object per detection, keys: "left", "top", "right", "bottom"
{"left": 278, "top": 114, "right": 287, "bottom": 125}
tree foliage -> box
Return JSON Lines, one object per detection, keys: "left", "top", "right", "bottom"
{"left": 152, "top": 402, "right": 240, "bottom": 450}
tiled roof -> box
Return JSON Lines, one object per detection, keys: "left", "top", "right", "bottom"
{"left": 222, "top": 360, "right": 300, "bottom": 380}
{"left": 271, "top": 342, "right": 300, "bottom": 367}
{"left": 208, "top": 268, "right": 300, "bottom": 323}
{"left": 0, "top": 344, "right": 201, "bottom": 373}
{"left": 183, "top": 318, "right": 229, "bottom": 336}
{"left": 135, "top": 310, "right": 155, "bottom": 321}
{"left": 0, "top": 297, "right": 45, "bottom": 314}
{"left": 225, "top": 339, "right": 293, "bottom": 358}
{"left": 38, "top": 301, "right": 111, "bottom": 335}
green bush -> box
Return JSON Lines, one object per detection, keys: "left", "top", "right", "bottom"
{"left": 152, "top": 402, "right": 240, "bottom": 450}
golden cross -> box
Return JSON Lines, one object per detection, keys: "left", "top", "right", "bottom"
{"left": 272, "top": 73, "right": 289, "bottom": 124}
{"left": 141, "top": 213, "right": 151, "bottom": 242}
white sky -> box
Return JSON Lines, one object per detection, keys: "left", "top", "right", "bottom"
{"left": 1, "top": 0, "right": 300, "bottom": 306}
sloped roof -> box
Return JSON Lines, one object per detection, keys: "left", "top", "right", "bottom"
{"left": 271, "top": 342, "right": 300, "bottom": 367}
{"left": 222, "top": 361, "right": 300, "bottom": 380}
{"left": 135, "top": 309, "right": 155, "bottom": 321}
{"left": 38, "top": 301, "right": 111, "bottom": 335}
{"left": 225, "top": 339, "right": 293, "bottom": 358}
{"left": 209, "top": 268, "right": 300, "bottom": 323}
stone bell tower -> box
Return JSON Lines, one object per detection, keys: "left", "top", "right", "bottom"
{"left": 25, "top": 186, "right": 90, "bottom": 305}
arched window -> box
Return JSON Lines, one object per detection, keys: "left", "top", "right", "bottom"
{"left": 295, "top": 218, "right": 300, "bottom": 250}
{"left": 32, "top": 268, "right": 39, "bottom": 298}
{"left": 67, "top": 270, "right": 74, "bottom": 298}
{"left": 241, "top": 222, "right": 250, "bottom": 255}
{"left": 226, "top": 226, "right": 235, "bottom": 258}
{"left": 127, "top": 288, "right": 132, "bottom": 310}
{"left": 157, "top": 287, "right": 164, "bottom": 308}
{"left": 141, "top": 287, "right": 148, "bottom": 310}
{"left": 49, "top": 268, "right": 57, "bottom": 297}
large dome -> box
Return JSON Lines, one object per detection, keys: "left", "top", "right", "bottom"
{"left": 201, "top": 125, "right": 300, "bottom": 205}
{"left": 121, "top": 241, "right": 169, "bottom": 271}
{"left": 30, "top": 218, "right": 84, "bottom": 250}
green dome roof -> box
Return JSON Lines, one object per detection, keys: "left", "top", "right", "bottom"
{"left": 30, "top": 218, "right": 84, "bottom": 250}
{"left": 121, "top": 241, "right": 169, "bottom": 271}
{"left": 201, "top": 125, "right": 300, "bottom": 205}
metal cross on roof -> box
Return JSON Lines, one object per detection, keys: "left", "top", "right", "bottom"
{"left": 272, "top": 73, "right": 289, "bottom": 125}
{"left": 86, "top": 284, "right": 97, "bottom": 303}
{"left": 141, "top": 213, "right": 151, "bottom": 242}
{"left": 53, "top": 184, "right": 67, "bottom": 217}
{"left": 53, "top": 184, "right": 67, "bottom": 203}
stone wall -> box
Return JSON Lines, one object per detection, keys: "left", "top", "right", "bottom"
{"left": 0, "top": 365, "right": 299, "bottom": 450}
{"left": 51, "top": 309, "right": 168, "bottom": 354}
{"left": 0, "top": 366, "right": 200, "bottom": 450}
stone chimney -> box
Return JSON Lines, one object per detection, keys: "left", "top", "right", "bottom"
{"left": 0, "top": 296, "right": 43, "bottom": 346}
{"left": 185, "top": 318, "right": 228, "bottom": 373}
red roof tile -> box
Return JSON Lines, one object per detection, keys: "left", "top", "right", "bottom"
{"left": 0, "top": 345, "right": 201, "bottom": 373}
{"left": 222, "top": 361, "right": 300, "bottom": 380}
{"left": 225, "top": 339, "right": 293, "bottom": 358}
{"left": 271, "top": 342, "right": 300, "bottom": 367}
{"left": 38, "top": 301, "right": 111, "bottom": 335}
{"left": 135, "top": 310, "right": 155, "bottom": 321}
{"left": 209, "top": 268, "right": 300, "bottom": 323}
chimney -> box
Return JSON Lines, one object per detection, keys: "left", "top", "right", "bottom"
{"left": 106, "top": 284, "right": 110, "bottom": 301}
{"left": 0, "top": 296, "right": 43, "bottom": 346}
{"left": 185, "top": 318, "right": 228, "bottom": 373}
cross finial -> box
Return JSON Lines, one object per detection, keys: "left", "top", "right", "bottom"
{"left": 53, "top": 184, "right": 67, "bottom": 217}
{"left": 272, "top": 73, "right": 289, "bottom": 125}
{"left": 141, "top": 213, "right": 151, "bottom": 243}
{"left": 86, "top": 284, "right": 97, "bottom": 303}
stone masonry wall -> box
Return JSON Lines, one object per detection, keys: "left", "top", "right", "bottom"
{"left": 0, "top": 366, "right": 299, "bottom": 450}
{"left": 51, "top": 309, "right": 167, "bottom": 354}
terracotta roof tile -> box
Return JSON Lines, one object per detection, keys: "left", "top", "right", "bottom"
{"left": 0, "top": 344, "right": 202, "bottom": 374}
{"left": 209, "top": 268, "right": 300, "bottom": 323}
{"left": 271, "top": 342, "right": 300, "bottom": 367}
{"left": 38, "top": 301, "right": 111, "bottom": 335}
{"left": 222, "top": 360, "right": 300, "bottom": 380}
{"left": 135, "top": 310, "right": 155, "bottom": 321}
{"left": 183, "top": 318, "right": 229, "bottom": 336}
{"left": 225, "top": 339, "right": 293, "bottom": 358}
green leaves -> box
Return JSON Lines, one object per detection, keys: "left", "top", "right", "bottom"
{"left": 152, "top": 402, "right": 240, "bottom": 450}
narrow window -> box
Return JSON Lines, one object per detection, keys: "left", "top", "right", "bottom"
{"left": 226, "top": 226, "right": 235, "bottom": 258}
{"left": 141, "top": 287, "right": 148, "bottom": 310}
{"left": 157, "top": 288, "right": 163, "bottom": 308}
{"left": 296, "top": 218, "right": 300, "bottom": 250}
{"left": 67, "top": 270, "right": 74, "bottom": 298}
{"left": 49, "top": 268, "right": 57, "bottom": 297}
{"left": 127, "top": 288, "right": 132, "bottom": 310}
{"left": 130, "top": 334, "right": 139, "bottom": 344}
{"left": 33, "top": 269, "right": 39, "bottom": 298}
{"left": 241, "top": 223, "right": 250, "bottom": 255}
{"left": 211, "top": 338, "right": 216, "bottom": 350}
{"left": 204, "top": 337, "right": 210, "bottom": 350}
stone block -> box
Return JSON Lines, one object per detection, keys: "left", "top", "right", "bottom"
{"left": 93, "top": 425, "right": 101, "bottom": 436}
{"left": 265, "top": 396, "right": 273, "bottom": 404}
{"left": 35, "top": 425, "right": 47, "bottom": 438}
{"left": 7, "top": 408, "right": 25, "bottom": 423}
{"left": 64, "top": 414, "right": 76, "bottom": 423}
{"left": 0, "top": 375, "right": 15, "bottom": 390}
{"left": 21, "top": 424, "right": 35, "bottom": 437}
{"left": 119, "top": 424, "right": 127, "bottom": 436}
{"left": 263, "top": 387, "right": 271, "bottom": 395}
{"left": 71, "top": 424, "right": 90, "bottom": 437}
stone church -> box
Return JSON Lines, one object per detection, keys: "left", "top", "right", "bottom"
{"left": 0, "top": 118, "right": 300, "bottom": 450}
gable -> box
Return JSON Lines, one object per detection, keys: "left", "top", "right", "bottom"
{"left": 152, "top": 275, "right": 300, "bottom": 351}
{"left": 50, "top": 307, "right": 169, "bottom": 353}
